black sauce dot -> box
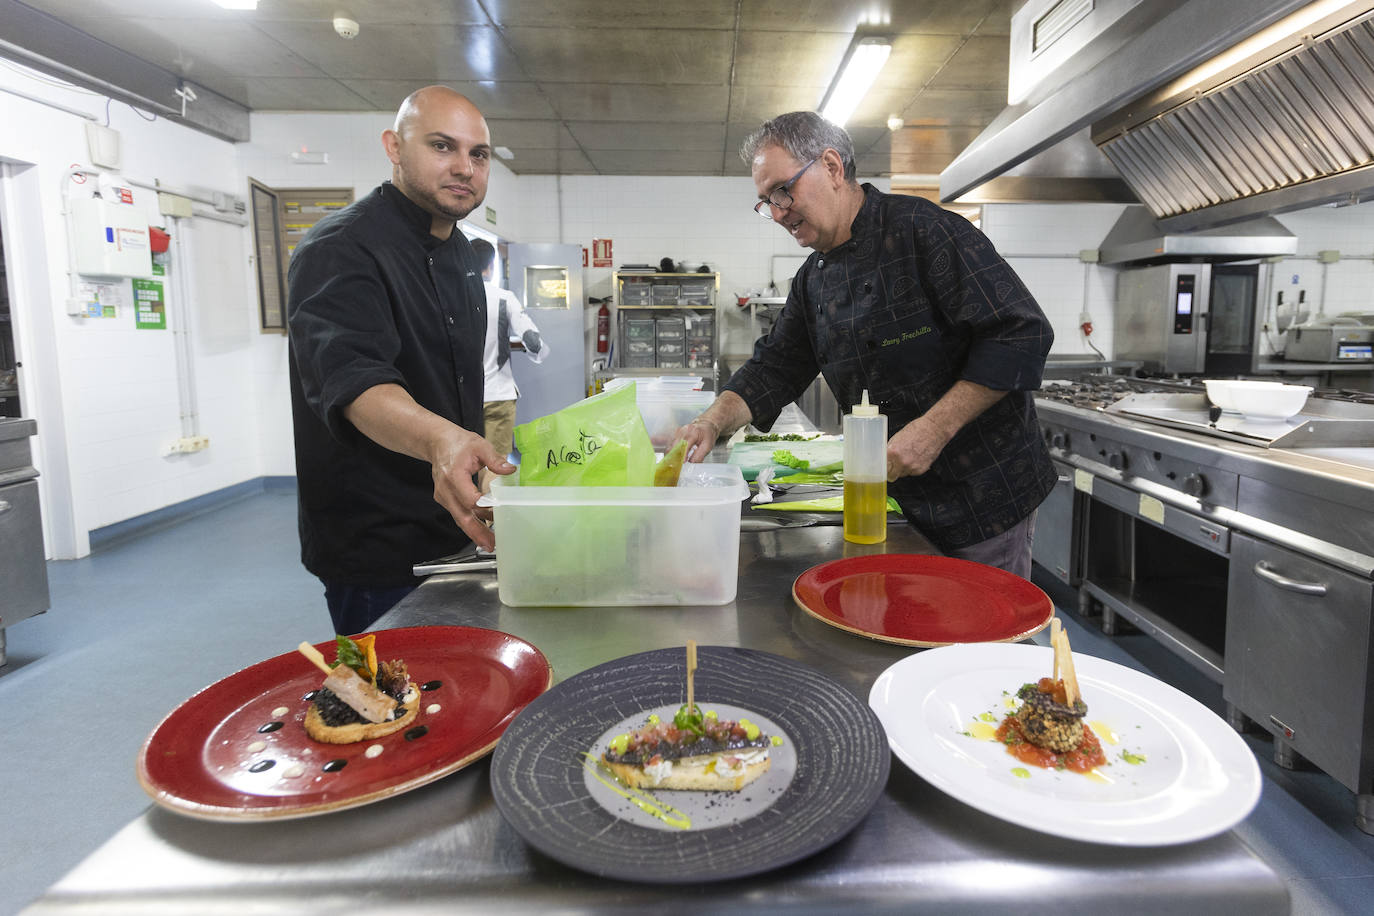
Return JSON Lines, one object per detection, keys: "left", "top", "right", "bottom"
{"left": 302, "top": 690, "right": 319, "bottom": 701}
{"left": 322, "top": 759, "right": 347, "bottom": 773}
{"left": 421, "top": 680, "right": 443, "bottom": 692}
{"left": 258, "top": 721, "right": 283, "bottom": 733}
{"left": 248, "top": 759, "right": 275, "bottom": 773}
{"left": 404, "top": 725, "right": 429, "bottom": 741}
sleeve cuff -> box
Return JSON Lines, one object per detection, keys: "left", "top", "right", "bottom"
{"left": 961, "top": 339, "right": 1047, "bottom": 391}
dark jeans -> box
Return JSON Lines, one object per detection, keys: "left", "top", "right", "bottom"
{"left": 321, "top": 581, "right": 416, "bottom": 635}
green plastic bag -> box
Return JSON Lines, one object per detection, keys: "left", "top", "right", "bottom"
{"left": 512, "top": 383, "right": 655, "bottom": 487}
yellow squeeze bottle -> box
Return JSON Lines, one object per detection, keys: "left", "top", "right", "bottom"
{"left": 843, "top": 390, "right": 887, "bottom": 544}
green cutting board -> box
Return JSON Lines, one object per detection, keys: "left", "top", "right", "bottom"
{"left": 727, "top": 438, "right": 844, "bottom": 481}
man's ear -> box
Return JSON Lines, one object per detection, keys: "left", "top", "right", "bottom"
{"left": 821, "top": 148, "right": 846, "bottom": 186}
{"left": 382, "top": 129, "right": 401, "bottom": 165}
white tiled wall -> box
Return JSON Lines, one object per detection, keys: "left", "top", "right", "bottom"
{"left": 981, "top": 203, "right": 1130, "bottom": 358}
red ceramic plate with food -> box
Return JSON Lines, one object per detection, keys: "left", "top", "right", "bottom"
{"left": 137, "top": 626, "right": 552, "bottom": 821}
{"left": 792, "top": 554, "right": 1053, "bottom": 647}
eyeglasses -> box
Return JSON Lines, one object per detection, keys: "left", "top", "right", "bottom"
{"left": 753, "top": 158, "right": 817, "bottom": 218}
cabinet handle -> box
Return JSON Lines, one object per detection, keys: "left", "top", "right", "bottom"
{"left": 0, "top": 499, "right": 10, "bottom": 516}
{"left": 1253, "top": 561, "right": 1328, "bottom": 596}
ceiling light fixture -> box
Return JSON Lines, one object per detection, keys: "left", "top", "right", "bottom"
{"left": 494, "top": 146, "right": 514, "bottom": 160}
{"left": 819, "top": 35, "right": 891, "bottom": 128}
{"left": 210, "top": 0, "right": 259, "bottom": 9}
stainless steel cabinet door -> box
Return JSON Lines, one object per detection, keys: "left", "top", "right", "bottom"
{"left": 1223, "top": 531, "right": 1374, "bottom": 794}
{"left": 0, "top": 478, "right": 49, "bottom": 623}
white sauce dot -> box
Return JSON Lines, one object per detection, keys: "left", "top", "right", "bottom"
{"left": 364, "top": 744, "right": 384, "bottom": 759}
{"left": 246, "top": 740, "right": 267, "bottom": 753}
{"left": 282, "top": 764, "right": 305, "bottom": 778}
{"left": 271, "top": 706, "right": 290, "bottom": 718}
{"left": 426, "top": 703, "right": 442, "bottom": 715}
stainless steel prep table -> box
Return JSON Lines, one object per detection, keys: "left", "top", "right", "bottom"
{"left": 28, "top": 520, "right": 1288, "bottom": 915}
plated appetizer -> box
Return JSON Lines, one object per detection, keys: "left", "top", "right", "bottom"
{"left": 601, "top": 641, "right": 775, "bottom": 790}
{"left": 995, "top": 619, "right": 1107, "bottom": 773}
{"left": 297, "top": 635, "right": 420, "bottom": 744}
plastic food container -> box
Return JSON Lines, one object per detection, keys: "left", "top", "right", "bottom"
{"left": 489, "top": 463, "right": 749, "bottom": 606}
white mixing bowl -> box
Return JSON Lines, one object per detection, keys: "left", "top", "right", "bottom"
{"left": 1206, "top": 380, "right": 1311, "bottom": 420}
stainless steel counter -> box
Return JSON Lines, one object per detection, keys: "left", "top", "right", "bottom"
{"left": 27, "top": 518, "right": 1288, "bottom": 915}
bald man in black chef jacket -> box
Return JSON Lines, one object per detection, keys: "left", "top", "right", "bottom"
{"left": 287, "top": 86, "right": 513, "bottom": 633}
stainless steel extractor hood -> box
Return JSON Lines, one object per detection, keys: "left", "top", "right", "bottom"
{"left": 1097, "top": 205, "right": 1297, "bottom": 264}
{"left": 941, "top": 0, "right": 1374, "bottom": 231}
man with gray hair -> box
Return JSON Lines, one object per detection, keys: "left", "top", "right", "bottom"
{"left": 677, "top": 111, "right": 1056, "bottom": 577}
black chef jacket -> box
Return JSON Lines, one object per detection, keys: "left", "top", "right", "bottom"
{"left": 725, "top": 184, "right": 1056, "bottom": 551}
{"left": 287, "top": 182, "right": 486, "bottom": 585}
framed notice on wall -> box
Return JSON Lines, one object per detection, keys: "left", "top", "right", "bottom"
{"left": 248, "top": 179, "right": 354, "bottom": 334}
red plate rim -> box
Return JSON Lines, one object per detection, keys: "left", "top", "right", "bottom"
{"left": 792, "top": 554, "right": 1053, "bottom": 648}
{"left": 136, "top": 625, "right": 552, "bottom": 821}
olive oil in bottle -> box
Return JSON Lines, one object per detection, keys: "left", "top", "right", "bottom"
{"left": 843, "top": 390, "right": 887, "bottom": 544}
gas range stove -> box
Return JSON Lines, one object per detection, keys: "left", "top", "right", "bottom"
{"left": 1036, "top": 375, "right": 1374, "bottom": 449}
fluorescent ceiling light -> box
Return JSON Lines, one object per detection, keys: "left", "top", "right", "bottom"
{"left": 819, "top": 36, "right": 891, "bottom": 127}
{"left": 211, "top": 0, "right": 258, "bottom": 9}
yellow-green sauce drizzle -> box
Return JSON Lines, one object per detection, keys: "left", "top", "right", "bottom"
{"left": 581, "top": 754, "right": 691, "bottom": 830}
{"left": 1011, "top": 767, "right": 1031, "bottom": 778}
{"left": 1120, "top": 750, "right": 1147, "bottom": 765}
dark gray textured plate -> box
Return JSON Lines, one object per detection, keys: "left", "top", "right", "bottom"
{"left": 490, "top": 645, "right": 890, "bottom": 883}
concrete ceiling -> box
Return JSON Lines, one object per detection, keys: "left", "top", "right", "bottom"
{"left": 6, "top": 0, "right": 1014, "bottom": 177}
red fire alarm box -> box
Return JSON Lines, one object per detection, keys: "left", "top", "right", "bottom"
{"left": 149, "top": 227, "right": 171, "bottom": 254}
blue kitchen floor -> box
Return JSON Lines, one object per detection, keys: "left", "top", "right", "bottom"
{"left": 1, "top": 485, "right": 1372, "bottom": 914}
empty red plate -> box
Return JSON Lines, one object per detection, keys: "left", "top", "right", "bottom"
{"left": 793, "top": 554, "right": 1053, "bottom": 647}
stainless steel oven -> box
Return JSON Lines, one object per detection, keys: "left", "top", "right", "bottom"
{"left": 1113, "top": 261, "right": 1269, "bottom": 376}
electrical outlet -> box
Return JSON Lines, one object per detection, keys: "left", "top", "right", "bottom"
{"left": 167, "top": 436, "right": 210, "bottom": 455}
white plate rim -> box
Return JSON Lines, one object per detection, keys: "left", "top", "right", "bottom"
{"left": 868, "top": 642, "right": 1261, "bottom": 846}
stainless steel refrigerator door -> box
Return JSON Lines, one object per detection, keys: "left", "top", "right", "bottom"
{"left": 505, "top": 244, "right": 586, "bottom": 431}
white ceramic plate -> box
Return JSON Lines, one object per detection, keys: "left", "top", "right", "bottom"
{"left": 869, "top": 642, "right": 1261, "bottom": 846}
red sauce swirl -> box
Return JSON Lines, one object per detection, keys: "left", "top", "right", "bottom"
{"left": 994, "top": 715, "right": 1106, "bottom": 773}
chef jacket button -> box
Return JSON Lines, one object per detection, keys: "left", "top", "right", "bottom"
{"left": 818, "top": 259, "right": 825, "bottom": 268}
{"left": 448, "top": 316, "right": 455, "bottom": 324}
{"left": 863, "top": 281, "right": 872, "bottom": 292}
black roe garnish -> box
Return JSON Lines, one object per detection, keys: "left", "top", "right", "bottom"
{"left": 404, "top": 725, "right": 428, "bottom": 741}
{"left": 248, "top": 760, "right": 275, "bottom": 773}
{"left": 421, "top": 680, "right": 442, "bottom": 692}
{"left": 258, "top": 721, "right": 283, "bottom": 733}
{"left": 322, "top": 759, "right": 347, "bottom": 773}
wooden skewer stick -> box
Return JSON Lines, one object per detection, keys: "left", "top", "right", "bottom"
{"left": 298, "top": 641, "right": 332, "bottom": 675}
{"left": 686, "top": 640, "right": 698, "bottom": 714}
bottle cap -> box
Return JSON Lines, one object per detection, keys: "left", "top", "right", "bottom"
{"left": 851, "top": 389, "right": 880, "bottom": 417}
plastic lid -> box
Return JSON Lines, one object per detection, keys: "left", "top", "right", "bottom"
{"left": 851, "top": 389, "right": 880, "bottom": 417}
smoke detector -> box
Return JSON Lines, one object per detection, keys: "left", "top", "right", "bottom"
{"left": 333, "top": 17, "right": 359, "bottom": 39}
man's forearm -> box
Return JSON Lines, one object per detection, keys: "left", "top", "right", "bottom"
{"left": 343, "top": 383, "right": 465, "bottom": 464}
{"left": 922, "top": 380, "right": 1006, "bottom": 443}
{"left": 697, "top": 390, "right": 753, "bottom": 438}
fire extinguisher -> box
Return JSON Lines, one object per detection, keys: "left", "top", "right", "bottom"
{"left": 595, "top": 298, "right": 610, "bottom": 353}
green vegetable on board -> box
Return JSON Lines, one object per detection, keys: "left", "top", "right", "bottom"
{"left": 771, "top": 449, "right": 810, "bottom": 469}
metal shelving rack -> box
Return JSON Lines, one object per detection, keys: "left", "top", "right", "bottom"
{"left": 613, "top": 270, "right": 719, "bottom": 389}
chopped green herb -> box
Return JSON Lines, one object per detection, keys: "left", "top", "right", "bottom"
{"left": 771, "top": 449, "right": 809, "bottom": 469}
{"left": 1121, "top": 750, "right": 1147, "bottom": 765}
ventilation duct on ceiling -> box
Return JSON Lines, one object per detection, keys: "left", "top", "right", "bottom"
{"left": 1094, "top": 8, "right": 1374, "bottom": 230}
{"left": 941, "top": 0, "right": 1374, "bottom": 231}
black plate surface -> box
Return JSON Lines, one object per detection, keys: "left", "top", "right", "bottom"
{"left": 490, "top": 645, "right": 890, "bottom": 882}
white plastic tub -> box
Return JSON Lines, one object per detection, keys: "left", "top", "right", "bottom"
{"left": 489, "top": 463, "right": 748, "bottom": 607}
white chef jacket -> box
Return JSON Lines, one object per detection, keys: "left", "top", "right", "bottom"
{"left": 482, "top": 283, "right": 549, "bottom": 402}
